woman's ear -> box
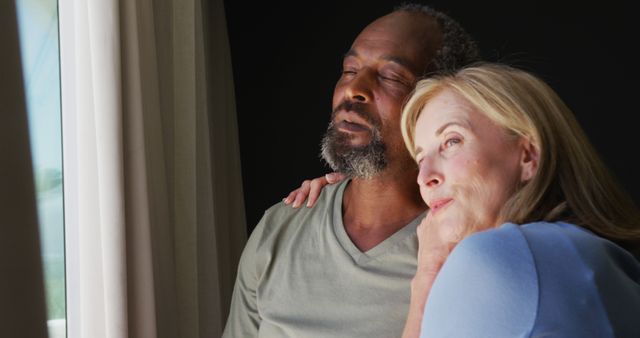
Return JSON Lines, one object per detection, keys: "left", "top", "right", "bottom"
{"left": 520, "top": 138, "right": 539, "bottom": 182}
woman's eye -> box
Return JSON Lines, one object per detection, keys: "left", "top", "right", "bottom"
{"left": 444, "top": 137, "right": 461, "bottom": 148}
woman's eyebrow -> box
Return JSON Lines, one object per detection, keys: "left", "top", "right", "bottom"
{"left": 435, "top": 120, "right": 469, "bottom": 136}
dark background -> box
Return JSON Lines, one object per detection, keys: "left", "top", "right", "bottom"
{"left": 224, "top": 0, "right": 639, "bottom": 234}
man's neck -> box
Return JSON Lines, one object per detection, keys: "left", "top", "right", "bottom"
{"left": 342, "top": 169, "right": 426, "bottom": 252}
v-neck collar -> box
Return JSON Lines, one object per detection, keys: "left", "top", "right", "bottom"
{"left": 332, "top": 179, "right": 424, "bottom": 265}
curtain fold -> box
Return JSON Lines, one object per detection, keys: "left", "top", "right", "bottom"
{"left": 121, "top": 0, "right": 166, "bottom": 337}
{"left": 0, "top": 1, "right": 48, "bottom": 337}
{"left": 201, "top": 0, "right": 247, "bottom": 325}
{"left": 60, "top": 0, "right": 246, "bottom": 336}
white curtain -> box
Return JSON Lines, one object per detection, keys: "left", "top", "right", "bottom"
{"left": 59, "top": 0, "right": 246, "bottom": 336}
{"left": 0, "top": 1, "right": 48, "bottom": 337}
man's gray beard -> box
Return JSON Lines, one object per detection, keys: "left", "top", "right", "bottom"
{"left": 320, "top": 124, "right": 387, "bottom": 180}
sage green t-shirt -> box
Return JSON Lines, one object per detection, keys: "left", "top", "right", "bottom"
{"left": 223, "top": 179, "right": 424, "bottom": 338}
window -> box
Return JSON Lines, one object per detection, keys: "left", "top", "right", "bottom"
{"left": 15, "top": 0, "right": 66, "bottom": 337}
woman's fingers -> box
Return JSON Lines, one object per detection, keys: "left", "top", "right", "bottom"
{"left": 291, "top": 180, "right": 312, "bottom": 208}
{"left": 307, "top": 177, "right": 329, "bottom": 207}
{"left": 284, "top": 173, "right": 345, "bottom": 208}
{"left": 325, "top": 172, "right": 346, "bottom": 184}
{"left": 283, "top": 189, "right": 299, "bottom": 205}
{"left": 283, "top": 180, "right": 311, "bottom": 208}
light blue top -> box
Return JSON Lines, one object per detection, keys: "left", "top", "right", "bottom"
{"left": 420, "top": 221, "right": 640, "bottom": 338}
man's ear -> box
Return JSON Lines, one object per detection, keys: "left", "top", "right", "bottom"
{"left": 520, "top": 138, "right": 539, "bottom": 182}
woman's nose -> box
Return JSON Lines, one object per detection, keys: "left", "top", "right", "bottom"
{"left": 417, "top": 157, "right": 443, "bottom": 189}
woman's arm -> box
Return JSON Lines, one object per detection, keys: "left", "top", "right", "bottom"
{"left": 402, "top": 213, "right": 456, "bottom": 338}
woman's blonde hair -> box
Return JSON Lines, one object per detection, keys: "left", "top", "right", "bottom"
{"left": 401, "top": 63, "right": 640, "bottom": 254}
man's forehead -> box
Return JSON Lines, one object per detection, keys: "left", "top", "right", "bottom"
{"left": 358, "top": 11, "right": 435, "bottom": 42}
{"left": 344, "top": 49, "right": 416, "bottom": 72}
{"left": 345, "top": 11, "right": 437, "bottom": 73}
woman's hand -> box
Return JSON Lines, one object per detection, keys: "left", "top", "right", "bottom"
{"left": 414, "top": 212, "right": 458, "bottom": 285}
{"left": 283, "top": 172, "right": 346, "bottom": 208}
{"left": 402, "top": 212, "right": 458, "bottom": 338}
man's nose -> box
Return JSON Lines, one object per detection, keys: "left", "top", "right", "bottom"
{"left": 345, "top": 70, "right": 375, "bottom": 103}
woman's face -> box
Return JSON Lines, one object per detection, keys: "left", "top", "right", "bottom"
{"left": 413, "top": 88, "right": 529, "bottom": 241}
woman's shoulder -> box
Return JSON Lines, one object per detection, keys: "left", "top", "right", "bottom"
{"left": 450, "top": 220, "right": 640, "bottom": 307}
{"left": 507, "top": 221, "right": 639, "bottom": 270}
{"left": 459, "top": 221, "right": 637, "bottom": 266}
{"left": 452, "top": 221, "right": 640, "bottom": 338}
{"left": 425, "top": 222, "right": 640, "bottom": 338}
{"left": 440, "top": 223, "right": 541, "bottom": 300}
{"left": 421, "top": 224, "right": 540, "bottom": 337}
{"left": 445, "top": 222, "right": 541, "bottom": 276}
{"left": 438, "top": 224, "right": 540, "bottom": 306}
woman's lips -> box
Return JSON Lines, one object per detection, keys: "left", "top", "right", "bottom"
{"left": 428, "top": 198, "right": 453, "bottom": 215}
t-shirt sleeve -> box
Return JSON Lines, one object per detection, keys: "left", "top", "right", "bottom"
{"left": 222, "top": 217, "right": 266, "bottom": 338}
{"left": 419, "top": 224, "right": 539, "bottom": 338}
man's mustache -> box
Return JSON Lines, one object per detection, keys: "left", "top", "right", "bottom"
{"left": 331, "top": 101, "right": 381, "bottom": 129}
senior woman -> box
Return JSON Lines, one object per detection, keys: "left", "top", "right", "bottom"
{"left": 286, "top": 64, "right": 640, "bottom": 337}
{"left": 399, "top": 63, "right": 640, "bottom": 337}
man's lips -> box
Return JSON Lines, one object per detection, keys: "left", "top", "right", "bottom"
{"left": 427, "top": 198, "right": 453, "bottom": 215}
{"left": 334, "top": 111, "right": 372, "bottom": 133}
{"left": 335, "top": 120, "right": 370, "bottom": 133}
